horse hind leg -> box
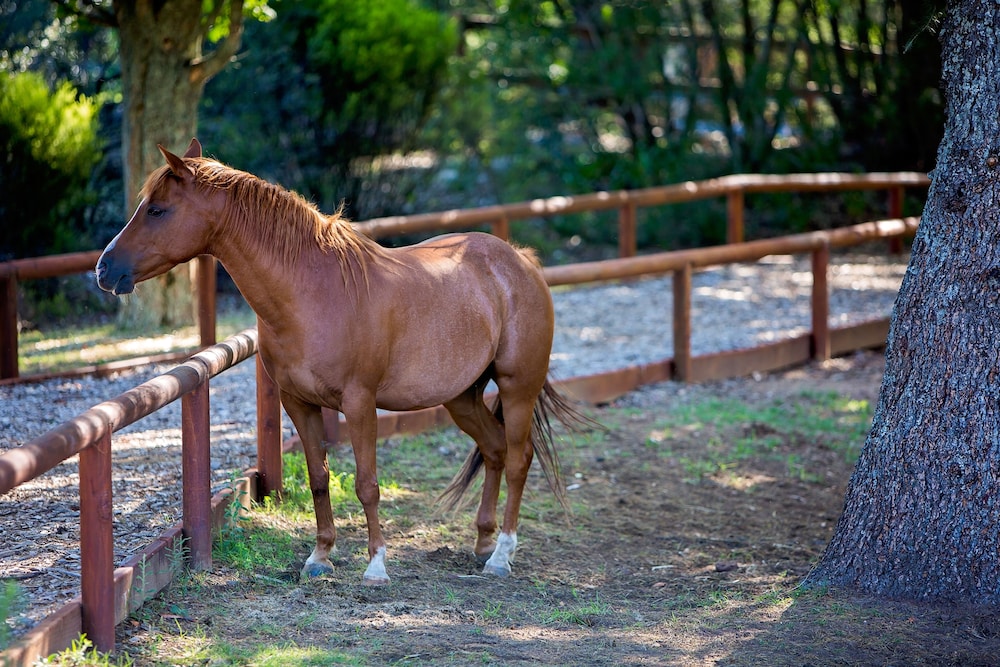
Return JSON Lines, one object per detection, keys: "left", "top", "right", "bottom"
{"left": 481, "top": 385, "right": 537, "bottom": 578}
{"left": 442, "top": 385, "right": 507, "bottom": 563}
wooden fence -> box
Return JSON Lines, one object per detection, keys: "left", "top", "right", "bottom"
{"left": 0, "top": 171, "right": 928, "bottom": 381}
{"left": 0, "top": 172, "right": 927, "bottom": 664}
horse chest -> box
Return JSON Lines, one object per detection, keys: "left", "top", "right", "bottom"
{"left": 258, "top": 347, "right": 349, "bottom": 410}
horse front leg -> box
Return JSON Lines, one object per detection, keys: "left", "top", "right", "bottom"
{"left": 342, "top": 394, "right": 389, "bottom": 585}
{"left": 281, "top": 392, "right": 338, "bottom": 579}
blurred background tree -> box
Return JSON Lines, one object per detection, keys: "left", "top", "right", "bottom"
{"left": 198, "top": 0, "right": 456, "bottom": 220}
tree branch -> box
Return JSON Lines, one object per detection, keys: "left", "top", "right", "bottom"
{"left": 188, "top": 0, "right": 245, "bottom": 84}
{"left": 52, "top": 0, "right": 118, "bottom": 27}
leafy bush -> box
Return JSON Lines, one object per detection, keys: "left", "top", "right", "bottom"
{"left": 200, "top": 0, "right": 457, "bottom": 219}
{"left": 0, "top": 70, "right": 102, "bottom": 259}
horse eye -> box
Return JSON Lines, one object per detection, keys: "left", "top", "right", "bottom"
{"left": 147, "top": 205, "right": 165, "bottom": 218}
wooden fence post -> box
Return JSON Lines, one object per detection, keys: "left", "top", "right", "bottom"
{"left": 0, "top": 274, "right": 18, "bottom": 379}
{"left": 673, "top": 264, "right": 693, "bottom": 382}
{"left": 618, "top": 203, "right": 637, "bottom": 258}
{"left": 79, "top": 428, "right": 115, "bottom": 653}
{"left": 256, "top": 351, "right": 283, "bottom": 501}
{"left": 182, "top": 380, "right": 213, "bottom": 571}
{"left": 726, "top": 190, "right": 745, "bottom": 244}
{"left": 811, "top": 243, "right": 831, "bottom": 361}
{"left": 491, "top": 216, "right": 510, "bottom": 241}
{"left": 196, "top": 255, "right": 217, "bottom": 348}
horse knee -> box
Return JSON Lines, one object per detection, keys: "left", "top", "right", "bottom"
{"left": 354, "top": 476, "right": 380, "bottom": 507}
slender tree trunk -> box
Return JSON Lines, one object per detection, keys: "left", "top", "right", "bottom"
{"left": 112, "top": 0, "right": 242, "bottom": 330}
{"left": 806, "top": 1, "right": 1000, "bottom": 604}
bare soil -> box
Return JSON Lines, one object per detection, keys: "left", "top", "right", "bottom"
{"left": 116, "top": 351, "right": 1000, "bottom": 666}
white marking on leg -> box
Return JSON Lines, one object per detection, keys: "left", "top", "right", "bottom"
{"left": 301, "top": 546, "right": 336, "bottom": 579}
{"left": 483, "top": 531, "right": 517, "bottom": 577}
{"left": 363, "top": 545, "right": 390, "bottom": 585}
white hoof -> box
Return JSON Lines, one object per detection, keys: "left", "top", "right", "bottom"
{"left": 363, "top": 546, "right": 390, "bottom": 585}
{"left": 482, "top": 532, "right": 517, "bottom": 578}
{"left": 300, "top": 546, "right": 337, "bottom": 580}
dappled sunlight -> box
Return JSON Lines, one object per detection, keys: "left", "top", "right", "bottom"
{"left": 25, "top": 327, "right": 116, "bottom": 352}
{"left": 710, "top": 470, "right": 779, "bottom": 491}
{"left": 694, "top": 285, "right": 753, "bottom": 302}
{"left": 111, "top": 428, "right": 182, "bottom": 452}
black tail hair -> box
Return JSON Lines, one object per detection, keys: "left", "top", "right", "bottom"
{"left": 438, "top": 380, "right": 600, "bottom": 512}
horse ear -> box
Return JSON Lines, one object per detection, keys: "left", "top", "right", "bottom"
{"left": 183, "top": 138, "right": 202, "bottom": 158}
{"left": 158, "top": 144, "right": 195, "bottom": 181}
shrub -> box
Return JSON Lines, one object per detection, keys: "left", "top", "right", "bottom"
{"left": 0, "top": 70, "right": 102, "bottom": 259}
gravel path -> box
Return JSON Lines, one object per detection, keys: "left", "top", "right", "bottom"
{"left": 0, "top": 250, "right": 907, "bottom": 638}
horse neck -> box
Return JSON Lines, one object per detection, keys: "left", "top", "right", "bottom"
{"left": 209, "top": 201, "right": 356, "bottom": 329}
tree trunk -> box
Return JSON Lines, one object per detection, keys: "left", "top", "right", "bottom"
{"left": 805, "top": 1, "right": 1000, "bottom": 604}
{"left": 112, "top": 0, "right": 242, "bottom": 330}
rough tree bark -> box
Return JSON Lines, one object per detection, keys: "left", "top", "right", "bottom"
{"left": 805, "top": 0, "right": 1000, "bottom": 603}
{"left": 98, "top": 0, "right": 244, "bottom": 329}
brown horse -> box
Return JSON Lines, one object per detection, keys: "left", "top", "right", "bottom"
{"left": 96, "top": 139, "right": 587, "bottom": 584}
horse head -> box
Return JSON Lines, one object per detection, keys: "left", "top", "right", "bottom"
{"left": 96, "top": 138, "right": 216, "bottom": 295}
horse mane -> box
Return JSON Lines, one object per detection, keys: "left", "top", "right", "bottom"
{"left": 141, "top": 158, "right": 387, "bottom": 285}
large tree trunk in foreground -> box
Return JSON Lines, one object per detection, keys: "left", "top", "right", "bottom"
{"left": 806, "top": 1, "right": 1000, "bottom": 603}
{"left": 113, "top": 0, "right": 242, "bottom": 329}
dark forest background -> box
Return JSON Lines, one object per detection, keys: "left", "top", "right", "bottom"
{"left": 0, "top": 0, "right": 941, "bottom": 319}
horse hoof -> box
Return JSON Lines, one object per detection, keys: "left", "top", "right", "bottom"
{"left": 362, "top": 574, "right": 391, "bottom": 586}
{"left": 300, "top": 559, "right": 335, "bottom": 580}
{"left": 482, "top": 563, "right": 511, "bottom": 578}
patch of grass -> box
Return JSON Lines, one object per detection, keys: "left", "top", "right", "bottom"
{"left": 278, "top": 451, "right": 357, "bottom": 516}
{"left": 18, "top": 297, "right": 256, "bottom": 374}
{"left": 635, "top": 391, "right": 873, "bottom": 483}
{"left": 0, "top": 580, "right": 24, "bottom": 651}
{"left": 34, "top": 636, "right": 135, "bottom": 666}
{"left": 213, "top": 512, "right": 302, "bottom": 573}
{"left": 544, "top": 593, "right": 613, "bottom": 627}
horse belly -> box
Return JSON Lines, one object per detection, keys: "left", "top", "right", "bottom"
{"left": 375, "top": 317, "right": 498, "bottom": 411}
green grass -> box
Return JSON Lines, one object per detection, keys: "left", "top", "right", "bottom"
{"left": 635, "top": 391, "right": 873, "bottom": 482}
{"left": 0, "top": 580, "right": 24, "bottom": 651}
{"left": 33, "top": 636, "right": 136, "bottom": 666}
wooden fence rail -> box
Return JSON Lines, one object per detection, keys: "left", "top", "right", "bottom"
{"left": 0, "top": 254, "right": 218, "bottom": 381}
{"left": 0, "top": 171, "right": 928, "bottom": 381}
{"left": 0, "top": 328, "right": 283, "bottom": 660}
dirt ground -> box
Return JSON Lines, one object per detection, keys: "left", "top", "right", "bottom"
{"left": 115, "top": 351, "right": 1000, "bottom": 666}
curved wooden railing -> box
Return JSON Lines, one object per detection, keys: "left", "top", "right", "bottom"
{"left": 0, "top": 329, "right": 284, "bottom": 662}
{"left": 355, "top": 171, "right": 928, "bottom": 252}
{"left": 0, "top": 171, "right": 928, "bottom": 381}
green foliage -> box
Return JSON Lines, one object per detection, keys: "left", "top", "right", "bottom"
{"left": 200, "top": 0, "right": 456, "bottom": 219}
{"left": 0, "top": 70, "right": 102, "bottom": 258}
{"left": 33, "top": 635, "right": 134, "bottom": 666}
{"left": 278, "top": 451, "right": 356, "bottom": 515}
{"left": 203, "top": 0, "right": 276, "bottom": 43}
{"left": 307, "top": 0, "right": 456, "bottom": 154}
{"left": 0, "top": 579, "right": 24, "bottom": 650}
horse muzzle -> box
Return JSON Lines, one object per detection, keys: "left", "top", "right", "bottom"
{"left": 95, "top": 253, "right": 136, "bottom": 296}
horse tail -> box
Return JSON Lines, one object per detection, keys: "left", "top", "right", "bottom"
{"left": 438, "top": 380, "right": 599, "bottom": 512}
